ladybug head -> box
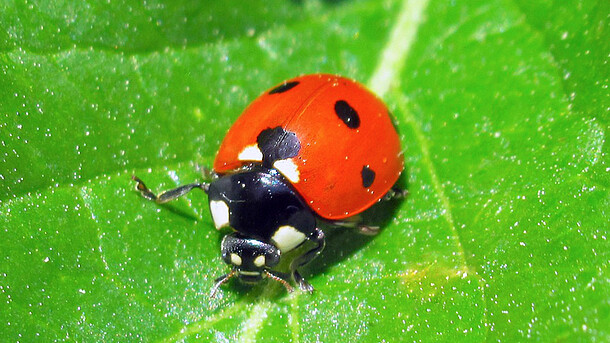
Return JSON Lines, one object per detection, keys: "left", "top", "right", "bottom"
{"left": 220, "top": 233, "right": 281, "bottom": 283}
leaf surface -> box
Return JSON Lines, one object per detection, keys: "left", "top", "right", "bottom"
{"left": 1, "top": 0, "right": 608, "bottom": 341}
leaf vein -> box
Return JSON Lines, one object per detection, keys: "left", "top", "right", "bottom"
{"left": 368, "top": 0, "right": 430, "bottom": 97}
{"left": 78, "top": 187, "right": 168, "bottom": 323}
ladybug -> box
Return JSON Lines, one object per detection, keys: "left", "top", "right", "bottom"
{"left": 133, "top": 74, "right": 404, "bottom": 295}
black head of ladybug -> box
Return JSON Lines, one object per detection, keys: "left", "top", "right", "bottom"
{"left": 220, "top": 233, "right": 280, "bottom": 283}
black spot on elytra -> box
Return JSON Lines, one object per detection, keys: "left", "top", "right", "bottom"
{"left": 269, "top": 81, "right": 300, "bottom": 94}
{"left": 361, "top": 165, "right": 375, "bottom": 188}
{"left": 334, "top": 100, "right": 360, "bottom": 129}
{"left": 257, "top": 127, "right": 301, "bottom": 167}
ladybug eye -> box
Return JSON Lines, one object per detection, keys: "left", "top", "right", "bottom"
{"left": 264, "top": 249, "right": 280, "bottom": 267}
{"left": 221, "top": 251, "right": 231, "bottom": 264}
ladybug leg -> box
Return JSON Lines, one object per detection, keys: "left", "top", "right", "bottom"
{"left": 291, "top": 228, "right": 325, "bottom": 292}
{"left": 330, "top": 216, "right": 380, "bottom": 236}
{"left": 380, "top": 186, "right": 409, "bottom": 202}
{"left": 264, "top": 270, "right": 295, "bottom": 293}
{"left": 195, "top": 164, "right": 219, "bottom": 180}
{"left": 329, "top": 215, "right": 362, "bottom": 228}
{"left": 132, "top": 176, "right": 209, "bottom": 204}
{"left": 356, "top": 225, "right": 380, "bottom": 236}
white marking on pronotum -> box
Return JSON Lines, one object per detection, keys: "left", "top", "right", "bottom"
{"left": 368, "top": 0, "right": 430, "bottom": 97}
{"left": 230, "top": 253, "right": 242, "bottom": 266}
{"left": 239, "top": 270, "right": 261, "bottom": 276}
{"left": 238, "top": 144, "right": 263, "bottom": 162}
{"left": 253, "top": 255, "right": 266, "bottom": 267}
{"left": 273, "top": 158, "right": 300, "bottom": 183}
{"left": 271, "top": 225, "right": 306, "bottom": 253}
{"left": 210, "top": 200, "right": 230, "bottom": 229}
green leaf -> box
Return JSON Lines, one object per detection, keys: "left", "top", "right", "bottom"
{"left": 1, "top": 0, "right": 607, "bottom": 341}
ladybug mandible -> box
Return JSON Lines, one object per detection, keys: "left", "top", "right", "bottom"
{"left": 133, "top": 74, "right": 405, "bottom": 296}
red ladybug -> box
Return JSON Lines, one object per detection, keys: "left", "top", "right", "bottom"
{"left": 133, "top": 74, "right": 404, "bottom": 295}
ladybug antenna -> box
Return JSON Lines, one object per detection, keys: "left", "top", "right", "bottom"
{"left": 210, "top": 269, "right": 236, "bottom": 299}
{"left": 264, "top": 270, "right": 294, "bottom": 293}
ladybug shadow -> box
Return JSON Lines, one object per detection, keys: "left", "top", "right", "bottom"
{"left": 130, "top": 185, "right": 202, "bottom": 222}
{"left": 148, "top": 200, "right": 203, "bottom": 223}
{"left": 303, "top": 173, "right": 410, "bottom": 279}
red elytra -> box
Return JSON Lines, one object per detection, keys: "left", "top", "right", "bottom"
{"left": 214, "top": 74, "right": 403, "bottom": 220}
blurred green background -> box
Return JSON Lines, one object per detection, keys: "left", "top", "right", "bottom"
{"left": 0, "top": 0, "right": 608, "bottom": 341}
